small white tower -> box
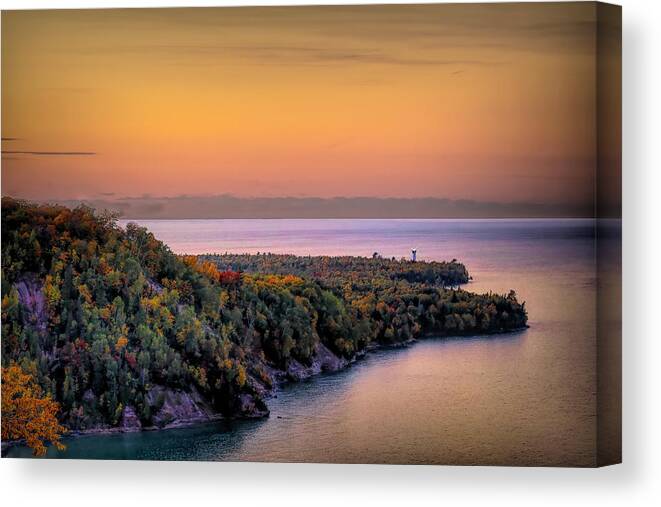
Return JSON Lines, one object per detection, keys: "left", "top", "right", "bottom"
{"left": 411, "top": 248, "right": 417, "bottom": 262}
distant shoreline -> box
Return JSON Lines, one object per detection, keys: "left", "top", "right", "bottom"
{"left": 2, "top": 194, "right": 597, "bottom": 220}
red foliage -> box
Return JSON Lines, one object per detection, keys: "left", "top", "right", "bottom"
{"left": 125, "top": 352, "right": 137, "bottom": 370}
{"left": 218, "top": 270, "right": 241, "bottom": 285}
{"left": 179, "top": 256, "right": 241, "bottom": 285}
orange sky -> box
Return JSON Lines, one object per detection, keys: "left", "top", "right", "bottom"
{"left": 2, "top": 3, "right": 601, "bottom": 210}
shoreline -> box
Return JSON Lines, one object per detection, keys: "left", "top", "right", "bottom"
{"left": 2, "top": 325, "right": 529, "bottom": 456}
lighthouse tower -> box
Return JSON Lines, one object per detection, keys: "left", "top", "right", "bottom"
{"left": 411, "top": 248, "right": 417, "bottom": 262}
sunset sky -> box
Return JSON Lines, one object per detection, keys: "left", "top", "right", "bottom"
{"left": 2, "top": 3, "right": 606, "bottom": 217}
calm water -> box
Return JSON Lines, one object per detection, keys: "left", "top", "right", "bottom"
{"left": 8, "top": 219, "right": 599, "bottom": 466}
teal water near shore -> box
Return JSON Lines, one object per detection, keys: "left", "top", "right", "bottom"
{"left": 6, "top": 219, "right": 602, "bottom": 465}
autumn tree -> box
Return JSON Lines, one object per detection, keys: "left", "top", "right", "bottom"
{"left": 1, "top": 364, "right": 67, "bottom": 456}
{"left": 1, "top": 198, "right": 527, "bottom": 428}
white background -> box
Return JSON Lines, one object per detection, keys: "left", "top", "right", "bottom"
{"left": 0, "top": 0, "right": 659, "bottom": 505}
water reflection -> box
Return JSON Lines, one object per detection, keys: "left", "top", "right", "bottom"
{"left": 7, "top": 219, "right": 601, "bottom": 466}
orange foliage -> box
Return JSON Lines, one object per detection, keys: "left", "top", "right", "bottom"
{"left": 1, "top": 364, "right": 67, "bottom": 456}
{"left": 115, "top": 336, "right": 129, "bottom": 350}
{"left": 198, "top": 261, "right": 222, "bottom": 282}
{"left": 180, "top": 255, "right": 241, "bottom": 285}
{"left": 180, "top": 255, "right": 199, "bottom": 269}
{"left": 77, "top": 284, "right": 93, "bottom": 304}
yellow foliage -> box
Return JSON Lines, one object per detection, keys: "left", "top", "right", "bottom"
{"left": 180, "top": 255, "right": 198, "bottom": 268}
{"left": 1, "top": 364, "right": 67, "bottom": 456}
{"left": 99, "top": 305, "right": 111, "bottom": 321}
{"left": 191, "top": 366, "right": 208, "bottom": 389}
{"left": 250, "top": 274, "right": 304, "bottom": 290}
{"left": 115, "top": 336, "right": 129, "bottom": 350}
{"left": 219, "top": 290, "right": 230, "bottom": 309}
{"left": 44, "top": 275, "right": 62, "bottom": 307}
{"left": 352, "top": 294, "right": 375, "bottom": 316}
{"left": 87, "top": 239, "right": 98, "bottom": 256}
{"left": 236, "top": 364, "right": 247, "bottom": 388}
{"left": 266, "top": 274, "right": 303, "bottom": 286}
{"left": 142, "top": 295, "right": 162, "bottom": 312}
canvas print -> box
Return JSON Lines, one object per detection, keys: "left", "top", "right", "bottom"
{"left": 1, "top": 2, "right": 621, "bottom": 466}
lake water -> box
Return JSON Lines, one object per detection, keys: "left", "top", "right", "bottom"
{"left": 7, "top": 219, "right": 601, "bottom": 465}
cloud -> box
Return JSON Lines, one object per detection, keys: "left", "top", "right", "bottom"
{"left": 56, "top": 3, "right": 600, "bottom": 73}
{"left": 80, "top": 43, "right": 502, "bottom": 68}
{"left": 44, "top": 3, "right": 602, "bottom": 70}
{"left": 252, "top": 47, "right": 496, "bottom": 67}
{"left": 1, "top": 139, "right": 96, "bottom": 157}
{"left": 2, "top": 150, "right": 96, "bottom": 156}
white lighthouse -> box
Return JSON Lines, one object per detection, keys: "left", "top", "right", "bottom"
{"left": 411, "top": 248, "right": 417, "bottom": 262}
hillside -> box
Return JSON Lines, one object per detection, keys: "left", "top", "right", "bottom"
{"left": 1, "top": 198, "right": 527, "bottom": 436}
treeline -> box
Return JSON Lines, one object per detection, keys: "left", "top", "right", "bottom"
{"left": 204, "top": 253, "right": 527, "bottom": 349}
{"left": 202, "top": 253, "right": 470, "bottom": 287}
{"left": 2, "top": 198, "right": 527, "bottom": 439}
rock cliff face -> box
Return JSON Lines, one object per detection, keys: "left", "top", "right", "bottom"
{"left": 284, "top": 343, "right": 349, "bottom": 382}
{"left": 16, "top": 277, "right": 48, "bottom": 338}
{"left": 237, "top": 394, "right": 269, "bottom": 418}
{"left": 145, "top": 386, "right": 218, "bottom": 429}
{"left": 113, "top": 386, "right": 222, "bottom": 433}
{"left": 316, "top": 342, "right": 348, "bottom": 372}
{"left": 114, "top": 380, "right": 272, "bottom": 432}
{"left": 67, "top": 338, "right": 360, "bottom": 435}
{"left": 120, "top": 405, "right": 141, "bottom": 431}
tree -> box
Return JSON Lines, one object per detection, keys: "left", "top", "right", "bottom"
{"left": 1, "top": 364, "right": 67, "bottom": 456}
{"left": 1, "top": 198, "right": 528, "bottom": 429}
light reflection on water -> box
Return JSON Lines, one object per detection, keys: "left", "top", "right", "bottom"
{"left": 7, "top": 219, "right": 603, "bottom": 466}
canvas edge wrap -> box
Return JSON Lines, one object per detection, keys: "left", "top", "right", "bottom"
{"left": 596, "top": 1, "right": 622, "bottom": 467}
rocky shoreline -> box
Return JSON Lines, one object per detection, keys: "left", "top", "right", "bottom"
{"left": 35, "top": 342, "right": 354, "bottom": 441}
{"left": 3, "top": 276, "right": 409, "bottom": 442}
{"left": 2, "top": 327, "right": 528, "bottom": 455}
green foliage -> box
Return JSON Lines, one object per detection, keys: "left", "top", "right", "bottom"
{"left": 204, "top": 253, "right": 528, "bottom": 352}
{"left": 203, "top": 253, "right": 470, "bottom": 288}
{"left": 1, "top": 198, "right": 259, "bottom": 426}
{"left": 2, "top": 198, "right": 527, "bottom": 431}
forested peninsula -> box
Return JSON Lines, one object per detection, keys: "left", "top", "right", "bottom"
{"left": 1, "top": 199, "right": 527, "bottom": 454}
